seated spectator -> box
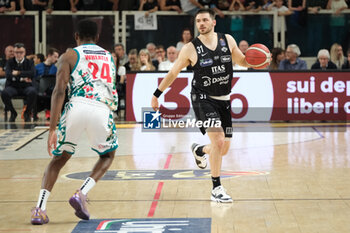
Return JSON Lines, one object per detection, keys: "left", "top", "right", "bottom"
{"left": 139, "top": 0, "right": 159, "bottom": 17}
{"left": 124, "top": 49, "right": 139, "bottom": 71}
{"left": 158, "top": 46, "right": 186, "bottom": 71}
{"left": 278, "top": 44, "right": 307, "bottom": 70}
{"left": 1, "top": 43, "right": 36, "bottom": 122}
{"left": 0, "top": 0, "right": 16, "bottom": 13}
{"left": 146, "top": 42, "right": 157, "bottom": 61}
{"left": 33, "top": 53, "right": 45, "bottom": 65}
{"left": 0, "top": 45, "right": 14, "bottom": 92}
{"left": 269, "top": 47, "right": 285, "bottom": 70}
{"left": 229, "top": 0, "right": 245, "bottom": 11}
{"left": 341, "top": 48, "right": 350, "bottom": 69}
{"left": 330, "top": 43, "right": 346, "bottom": 69}
{"left": 198, "top": 0, "right": 225, "bottom": 17}
{"left": 176, "top": 28, "right": 193, "bottom": 51}
{"left": 155, "top": 45, "right": 166, "bottom": 65}
{"left": 114, "top": 43, "right": 128, "bottom": 66}
{"left": 238, "top": 40, "right": 249, "bottom": 54}
{"left": 311, "top": 49, "right": 337, "bottom": 70}
{"left": 111, "top": 52, "right": 126, "bottom": 114}
{"left": 179, "top": 0, "right": 202, "bottom": 16}
{"left": 159, "top": 0, "right": 182, "bottom": 13}
{"left": 138, "top": 49, "right": 156, "bottom": 71}
{"left": 34, "top": 48, "right": 59, "bottom": 120}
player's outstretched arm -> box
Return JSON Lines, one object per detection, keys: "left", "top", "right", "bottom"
{"left": 47, "top": 49, "right": 76, "bottom": 155}
{"left": 151, "top": 44, "right": 191, "bottom": 110}
{"left": 225, "top": 34, "right": 251, "bottom": 68}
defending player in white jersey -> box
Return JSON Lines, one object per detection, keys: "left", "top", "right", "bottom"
{"left": 31, "top": 19, "right": 118, "bottom": 225}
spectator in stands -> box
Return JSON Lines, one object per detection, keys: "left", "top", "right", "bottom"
{"left": 218, "top": 0, "right": 232, "bottom": 10}
{"left": 33, "top": 53, "right": 45, "bottom": 65}
{"left": 114, "top": 43, "right": 128, "bottom": 66}
{"left": 311, "top": 49, "right": 337, "bottom": 70}
{"left": 111, "top": 52, "right": 126, "bottom": 115}
{"left": 288, "top": 0, "right": 306, "bottom": 26}
{"left": 342, "top": 48, "right": 350, "bottom": 69}
{"left": 179, "top": 0, "right": 202, "bottom": 16}
{"left": 155, "top": 45, "right": 166, "bottom": 65}
{"left": 238, "top": 40, "right": 249, "bottom": 54}
{"left": 198, "top": 0, "right": 225, "bottom": 17}
{"left": 69, "top": 0, "right": 101, "bottom": 11}
{"left": 139, "top": 0, "right": 159, "bottom": 17}
{"left": 1, "top": 43, "right": 36, "bottom": 122}
{"left": 146, "top": 42, "right": 157, "bottom": 61}
{"left": 176, "top": 28, "right": 193, "bottom": 51}
{"left": 47, "top": 0, "right": 71, "bottom": 12}
{"left": 124, "top": 49, "right": 139, "bottom": 71}
{"left": 269, "top": 47, "right": 285, "bottom": 70}
{"left": 245, "top": 0, "right": 265, "bottom": 12}
{"left": 114, "top": 0, "right": 139, "bottom": 10}
{"left": 268, "top": 0, "right": 292, "bottom": 33}
{"left": 327, "top": 0, "right": 348, "bottom": 15}
{"left": 308, "top": 0, "right": 328, "bottom": 14}
{"left": 330, "top": 43, "right": 346, "bottom": 69}
{"left": 34, "top": 48, "right": 59, "bottom": 120}
{"left": 278, "top": 44, "right": 307, "bottom": 70}
{"left": 159, "top": 0, "right": 182, "bottom": 13}
{"left": 158, "top": 46, "right": 187, "bottom": 71}
{"left": 0, "top": 45, "right": 14, "bottom": 92}
{"left": 0, "top": 0, "right": 16, "bottom": 13}
{"left": 229, "top": 0, "right": 245, "bottom": 10}
{"left": 20, "top": 0, "right": 49, "bottom": 14}
{"left": 138, "top": 49, "right": 156, "bottom": 71}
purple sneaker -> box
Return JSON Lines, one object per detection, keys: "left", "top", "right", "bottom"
{"left": 69, "top": 190, "right": 90, "bottom": 220}
{"left": 31, "top": 207, "right": 49, "bottom": 225}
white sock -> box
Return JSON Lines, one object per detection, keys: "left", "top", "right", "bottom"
{"left": 36, "top": 189, "right": 50, "bottom": 211}
{"left": 80, "top": 177, "right": 96, "bottom": 195}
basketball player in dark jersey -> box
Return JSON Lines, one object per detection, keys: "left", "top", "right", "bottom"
{"left": 152, "top": 8, "right": 263, "bottom": 202}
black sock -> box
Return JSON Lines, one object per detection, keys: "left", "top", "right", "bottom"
{"left": 212, "top": 176, "right": 221, "bottom": 189}
{"left": 196, "top": 145, "right": 205, "bottom": 156}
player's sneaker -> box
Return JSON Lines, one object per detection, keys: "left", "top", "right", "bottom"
{"left": 31, "top": 207, "right": 49, "bottom": 225}
{"left": 69, "top": 190, "right": 90, "bottom": 220}
{"left": 191, "top": 143, "right": 207, "bottom": 169}
{"left": 211, "top": 186, "right": 233, "bottom": 203}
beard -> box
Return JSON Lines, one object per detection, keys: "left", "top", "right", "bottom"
{"left": 199, "top": 26, "right": 212, "bottom": 35}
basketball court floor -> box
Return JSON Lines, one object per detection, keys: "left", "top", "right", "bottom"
{"left": 0, "top": 116, "right": 350, "bottom": 233}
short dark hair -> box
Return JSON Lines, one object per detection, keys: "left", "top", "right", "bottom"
{"left": 35, "top": 53, "right": 45, "bottom": 63}
{"left": 47, "top": 48, "right": 59, "bottom": 56}
{"left": 76, "top": 19, "right": 98, "bottom": 41}
{"left": 114, "top": 43, "right": 125, "bottom": 50}
{"left": 195, "top": 8, "right": 216, "bottom": 19}
{"left": 14, "top": 43, "right": 25, "bottom": 49}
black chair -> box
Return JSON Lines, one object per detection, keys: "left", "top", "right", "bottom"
{"left": 33, "top": 75, "right": 56, "bottom": 120}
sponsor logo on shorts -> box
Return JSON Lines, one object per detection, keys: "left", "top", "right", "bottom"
{"left": 199, "top": 58, "right": 213, "bottom": 67}
{"left": 202, "top": 76, "right": 211, "bottom": 87}
{"left": 220, "top": 55, "right": 231, "bottom": 63}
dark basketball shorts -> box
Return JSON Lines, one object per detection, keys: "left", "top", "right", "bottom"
{"left": 191, "top": 93, "right": 233, "bottom": 138}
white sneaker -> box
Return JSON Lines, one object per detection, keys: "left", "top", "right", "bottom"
{"left": 211, "top": 186, "right": 233, "bottom": 203}
{"left": 191, "top": 143, "right": 207, "bottom": 169}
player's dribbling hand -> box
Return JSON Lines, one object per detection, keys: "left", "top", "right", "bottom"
{"left": 151, "top": 95, "right": 159, "bottom": 111}
{"left": 47, "top": 130, "right": 57, "bottom": 156}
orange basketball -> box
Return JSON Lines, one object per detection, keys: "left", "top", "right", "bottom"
{"left": 245, "top": 44, "right": 271, "bottom": 69}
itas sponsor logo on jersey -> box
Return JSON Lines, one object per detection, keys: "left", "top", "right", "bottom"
{"left": 211, "top": 65, "right": 226, "bottom": 74}
{"left": 212, "top": 74, "right": 230, "bottom": 85}
{"left": 219, "top": 38, "right": 226, "bottom": 47}
{"left": 220, "top": 55, "right": 231, "bottom": 63}
{"left": 199, "top": 58, "right": 213, "bottom": 67}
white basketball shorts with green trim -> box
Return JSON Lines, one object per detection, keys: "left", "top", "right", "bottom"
{"left": 52, "top": 97, "right": 118, "bottom": 156}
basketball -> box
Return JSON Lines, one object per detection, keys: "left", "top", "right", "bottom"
{"left": 245, "top": 43, "right": 271, "bottom": 69}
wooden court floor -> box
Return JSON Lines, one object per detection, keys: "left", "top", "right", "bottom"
{"left": 0, "top": 120, "right": 350, "bottom": 233}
